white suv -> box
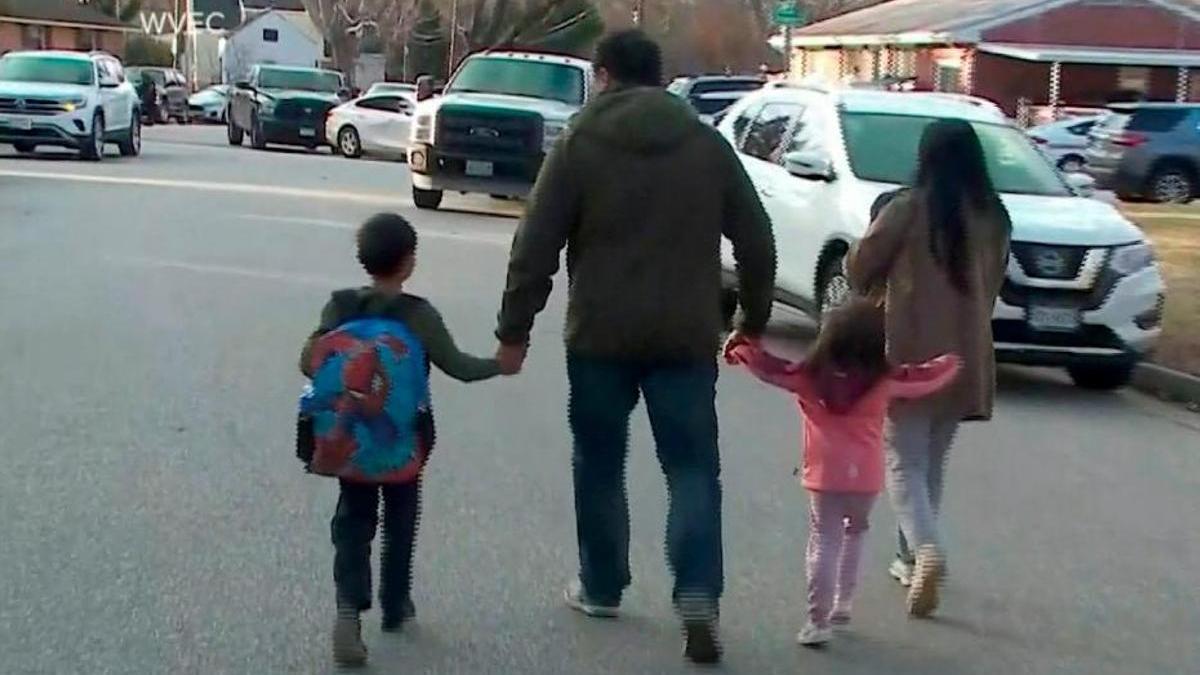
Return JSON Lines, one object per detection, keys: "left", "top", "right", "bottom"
{"left": 0, "top": 50, "right": 141, "bottom": 161}
{"left": 718, "top": 85, "right": 1165, "bottom": 390}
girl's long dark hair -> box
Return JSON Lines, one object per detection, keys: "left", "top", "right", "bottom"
{"left": 804, "top": 298, "right": 890, "bottom": 412}
{"left": 914, "top": 119, "right": 1003, "bottom": 292}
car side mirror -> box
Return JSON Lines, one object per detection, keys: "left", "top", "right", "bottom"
{"left": 1065, "top": 171, "right": 1096, "bottom": 197}
{"left": 783, "top": 150, "right": 835, "bottom": 181}
{"left": 99, "top": 77, "right": 119, "bottom": 89}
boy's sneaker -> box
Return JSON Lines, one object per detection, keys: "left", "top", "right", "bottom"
{"left": 907, "top": 545, "right": 946, "bottom": 618}
{"left": 563, "top": 579, "right": 619, "bottom": 619}
{"left": 381, "top": 597, "right": 416, "bottom": 633}
{"left": 796, "top": 621, "right": 834, "bottom": 648}
{"left": 332, "top": 613, "right": 368, "bottom": 668}
{"left": 888, "top": 558, "right": 914, "bottom": 587}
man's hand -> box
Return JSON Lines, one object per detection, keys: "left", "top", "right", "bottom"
{"left": 496, "top": 342, "right": 528, "bottom": 376}
{"left": 722, "top": 331, "right": 758, "bottom": 365}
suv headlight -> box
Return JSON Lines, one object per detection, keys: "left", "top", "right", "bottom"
{"left": 60, "top": 97, "right": 88, "bottom": 113}
{"left": 413, "top": 114, "right": 434, "bottom": 144}
{"left": 1109, "top": 242, "right": 1155, "bottom": 276}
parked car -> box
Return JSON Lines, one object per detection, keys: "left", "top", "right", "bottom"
{"left": 326, "top": 92, "right": 415, "bottom": 160}
{"left": 1028, "top": 114, "right": 1105, "bottom": 173}
{"left": 366, "top": 81, "right": 416, "bottom": 97}
{"left": 669, "top": 75, "right": 764, "bottom": 124}
{"left": 188, "top": 84, "right": 231, "bottom": 123}
{"left": 408, "top": 51, "right": 592, "bottom": 210}
{"left": 127, "top": 66, "right": 189, "bottom": 124}
{"left": 227, "top": 65, "right": 349, "bottom": 151}
{"left": 1085, "top": 102, "right": 1200, "bottom": 203}
{"left": 717, "top": 85, "right": 1165, "bottom": 390}
{"left": 0, "top": 50, "right": 141, "bottom": 160}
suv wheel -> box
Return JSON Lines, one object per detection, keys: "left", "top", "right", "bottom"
{"left": 1057, "top": 155, "right": 1084, "bottom": 174}
{"left": 81, "top": 113, "right": 105, "bottom": 161}
{"left": 118, "top": 115, "right": 142, "bottom": 157}
{"left": 1068, "top": 363, "right": 1135, "bottom": 390}
{"left": 817, "top": 250, "right": 851, "bottom": 320}
{"left": 1148, "top": 165, "right": 1194, "bottom": 204}
{"left": 338, "top": 126, "right": 362, "bottom": 158}
{"left": 412, "top": 186, "right": 444, "bottom": 210}
{"left": 250, "top": 113, "right": 267, "bottom": 150}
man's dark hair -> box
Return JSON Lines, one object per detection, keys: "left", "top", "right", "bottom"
{"left": 594, "top": 30, "right": 663, "bottom": 87}
{"left": 357, "top": 212, "right": 417, "bottom": 277}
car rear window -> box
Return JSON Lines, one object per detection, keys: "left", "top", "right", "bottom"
{"left": 1126, "top": 108, "right": 1193, "bottom": 132}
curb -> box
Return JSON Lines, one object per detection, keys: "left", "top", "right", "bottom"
{"left": 1133, "top": 363, "right": 1200, "bottom": 405}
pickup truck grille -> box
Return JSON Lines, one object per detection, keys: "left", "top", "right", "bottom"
{"left": 437, "top": 106, "right": 543, "bottom": 158}
{"left": 0, "top": 97, "right": 63, "bottom": 116}
{"left": 273, "top": 100, "right": 335, "bottom": 122}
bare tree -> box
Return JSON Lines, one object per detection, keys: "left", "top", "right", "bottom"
{"left": 302, "top": 0, "right": 376, "bottom": 84}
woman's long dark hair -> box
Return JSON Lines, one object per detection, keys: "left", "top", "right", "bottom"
{"left": 914, "top": 119, "right": 1003, "bottom": 292}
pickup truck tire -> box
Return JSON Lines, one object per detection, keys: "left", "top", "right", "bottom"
{"left": 413, "top": 186, "right": 444, "bottom": 210}
{"left": 13, "top": 141, "right": 35, "bottom": 154}
{"left": 250, "top": 113, "right": 267, "bottom": 150}
{"left": 118, "top": 115, "right": 141, "bottom": 157}
{"left": 81, "top": 113, "right": 104, "bottom": 162}
{"left": 227, "top": 112, "right": 243, "bottom": 146}
{"left": 1068, "top": 363, "right": 1135, "bottom": 390}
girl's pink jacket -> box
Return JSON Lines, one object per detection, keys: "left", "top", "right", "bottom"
{"left": 733, "top": 346, "right": 961, "bottom": 494}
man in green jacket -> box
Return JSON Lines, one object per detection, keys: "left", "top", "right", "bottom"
{"left": 494, "top": 30, "right": 776, "bottom": 664}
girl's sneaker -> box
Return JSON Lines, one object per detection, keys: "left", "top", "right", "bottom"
{"left": 907, "top": 545, "right": 946, "bottom": 618}
{"left": 796, "top": 621, "right": 833, "bottom": 648}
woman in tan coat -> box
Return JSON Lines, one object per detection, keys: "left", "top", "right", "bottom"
{"left": 847, "top": 119, "right": 1011, "bottom": 618}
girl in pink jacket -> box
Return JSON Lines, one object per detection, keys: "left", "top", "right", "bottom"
{"left": 726, "top": 299, "right": 960, "bottom": 647}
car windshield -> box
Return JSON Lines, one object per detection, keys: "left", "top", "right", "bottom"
{"left": 0, "top": 55, "right": 94, "bottom": 85}
{"left": 447, "top": 57, "right": 584, "bottom": 105}
{"left": 258, "top": 68, "right": 342, "bottom": 92}
{"left": 840, "top": 112, "right": 1071, "bottom": 197}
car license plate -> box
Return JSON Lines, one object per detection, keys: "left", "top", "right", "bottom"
{"left": 299, "top": 127, "right": 316, "bottom": 138}
{"left": 2, "top": 116, "right": 32, "bottom": 131}
{"left": 465, "top": 160, "right": 494, "bottom": 178}
{"left": 1028, "top": 306, "right": 1080, "bottom": 332}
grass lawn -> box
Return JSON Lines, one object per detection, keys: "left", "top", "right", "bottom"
{"left": 1122, "top": 205, "right": 1200, "bottom": 376}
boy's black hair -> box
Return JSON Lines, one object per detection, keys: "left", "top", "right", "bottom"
{"left": 594, "top": 30, "right": 663, "bottom": 87}
{"left": 357, "top": 212, "right": 417, "bottom": 277}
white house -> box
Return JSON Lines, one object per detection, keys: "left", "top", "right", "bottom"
{"left": 241, "top": 0, "right": 322, "bottom": 46}
{"left": 221, "top": 9, "right": 322, "bottom": 84}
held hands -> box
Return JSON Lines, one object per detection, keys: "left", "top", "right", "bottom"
{"left": 722, "top": 331, "right": 759, "bottom": 366}
{"left": 496, "top": 342, "right": 527, "bottom": 376}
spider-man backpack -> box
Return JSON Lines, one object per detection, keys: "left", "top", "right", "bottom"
{"left": 297, "top": 318, "right": 430, "bottom": 483}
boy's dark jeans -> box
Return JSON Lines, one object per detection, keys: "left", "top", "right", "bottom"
{"left": 567, "top": 354, "right": 724, "bottom": 611}
{"left": 331, "top": 479, "right": 421, "bottom": 615}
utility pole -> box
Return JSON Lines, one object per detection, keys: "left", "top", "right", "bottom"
{"left": 447, "top": 0, "right": 458, "bottom": 80}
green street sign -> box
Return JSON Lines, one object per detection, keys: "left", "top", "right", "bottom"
{"left": 774, "top": 2, "right": 806, "bottom": 27}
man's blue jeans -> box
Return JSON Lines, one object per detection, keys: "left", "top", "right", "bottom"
{"left": 566, "top": 354, "right": 724, "bottom": 610}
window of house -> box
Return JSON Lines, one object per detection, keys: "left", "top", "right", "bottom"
{"left": 1118, "top": 67, "right": 1151, "bottom": 94}
{"left": 263, "top": 28, "right": 280, "bottom": 43}
{"left": 935, "top": 64, "right": 963, "bottom": 93}
{"left": 75, "top": 30, "right": 98, "bottom": 51}
{"left": 21, "top": 25, "right": 46, "bottom": 50}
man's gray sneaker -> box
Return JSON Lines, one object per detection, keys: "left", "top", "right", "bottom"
{"left": 563, "top": 579, "right": 620, "bottom": 618}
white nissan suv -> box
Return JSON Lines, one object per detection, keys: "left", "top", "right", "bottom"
{"left": 718, "top": 85, "right": 1165, "bottom": 390}
{"left": 0, "top": 50, "right": 141, "bottom": 161}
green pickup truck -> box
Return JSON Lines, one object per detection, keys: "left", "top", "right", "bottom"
{"left": 227, "top": 64, "right": 349, "bottom": 150}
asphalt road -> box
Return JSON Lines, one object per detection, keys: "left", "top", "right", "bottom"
{"left": 1, "top": 126, "right": 1197, "bottom": 675}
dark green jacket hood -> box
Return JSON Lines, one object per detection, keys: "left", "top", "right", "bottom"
{"left": 570, "top": 86, "right": 703, "bottom": 155}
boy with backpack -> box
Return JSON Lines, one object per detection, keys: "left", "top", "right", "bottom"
{"left": 297, "top": 213, "right": 511, "bottom": 668}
